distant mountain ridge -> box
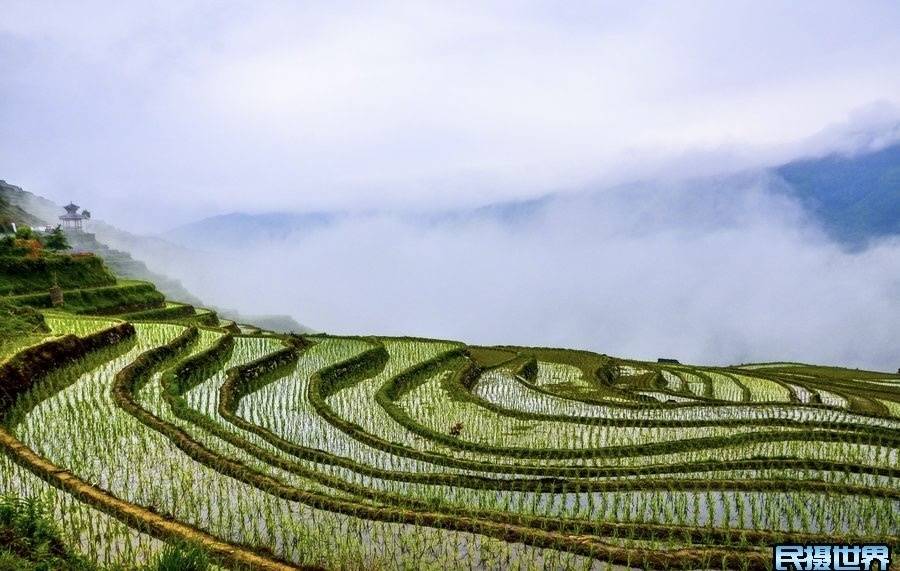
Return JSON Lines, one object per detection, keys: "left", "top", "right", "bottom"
{"left": 165, "top": 211, "right": 336, "bottom": 250}
{"left": 775, "top": 142, "right": 900, "bottom": 246}
{"left": 162, "top": 198, "right": 556, "bottom": 250}
{"left": 163, "top": 142, "right": 900, "bottom": 250}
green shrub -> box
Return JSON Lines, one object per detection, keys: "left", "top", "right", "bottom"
{"left": 0, "top": 495, "right": 94, "bottom": 570}
{"left": 147, "top": 542, "right": 210, "bottom": 571}
{"left": 42, "top": 225, "right": 70, "bottom": 251}
{"left": 0, "top": 550, "right": 32, "bottom": 571}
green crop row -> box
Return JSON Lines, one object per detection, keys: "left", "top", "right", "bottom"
{"left": 0, "top": 254, "right": 116, "bottom": 296}
{"left": 5, "top": 281, "right": 165, "bottom": 315}
{"left": 0, "top": 310, "right": 896, "bottom": 570}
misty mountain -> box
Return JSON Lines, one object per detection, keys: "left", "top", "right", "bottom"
{"left": 165, "top": 211, "right": 337, "bottom": 250}
{"left": 775, "top": 142, "right": 900, "bottom": 247}
{"left": 162, "top": 142, "right": 900, "bottom": 250}
{"left": 0, "top": 180, "right": 57, "bottom": 229}
{"left": 77, "top": 221, "right": 315, "bottom": 332}
{"left": 427, "top": 196, "right": 553, "bottom": 226}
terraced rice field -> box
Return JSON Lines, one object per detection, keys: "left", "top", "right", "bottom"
{"left": 0, "top": 314, "right": 897, "bottom": 570}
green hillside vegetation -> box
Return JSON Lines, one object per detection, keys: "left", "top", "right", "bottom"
{"left": 0, "top": 180, "right": 208, "bottom": 307}
{"left": 0, "top": 253, "right": 117, "bottom": 295}
{"left": 0, "top": 226, "right": 167, "bottom": 317}
{"left": 6, "top": 280, "right": 166, "bottom": 315}
{"left": 0, "top": 225, "right": 118, "bottom": 296}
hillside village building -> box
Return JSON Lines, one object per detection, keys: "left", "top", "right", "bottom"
{"left": 59, "top": 203, "right": 90, "bottom": 230}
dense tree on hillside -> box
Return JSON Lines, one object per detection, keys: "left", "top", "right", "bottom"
{"left": 43, "top": 225, "right": 70, "bottom": 251}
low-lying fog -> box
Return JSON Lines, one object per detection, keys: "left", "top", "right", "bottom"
{"left": 116, "top": 175, "right": 900, "bottom": 372}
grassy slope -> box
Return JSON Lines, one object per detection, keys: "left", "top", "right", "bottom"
{"left": 0, "top": 247, "right": 167, "bottom": 320}
{"left": 5, "top": 280, "right": 165, "bottom": 314}
{"left": 0, "top": 254, "right": 117, "bottom": 295}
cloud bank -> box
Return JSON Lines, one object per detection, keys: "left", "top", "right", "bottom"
{"left": 124, "top": 175, "right": 900, "bottom": 371}
{"left": 2, "top": 2, "right": 900, "bottom": 230}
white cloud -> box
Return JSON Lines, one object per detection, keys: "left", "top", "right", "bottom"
{"left": 2, "top": 2, "right": 900, "bottom": 228}
{"left": 123, "top": 177, "right": 900, "bottom": 371}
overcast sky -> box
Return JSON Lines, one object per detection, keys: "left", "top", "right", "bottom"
{"left": 2, "top": 1, "right": 900, "bottom": 230}
{"left": 2, "top": 2, "right": 900, "bottom": 369}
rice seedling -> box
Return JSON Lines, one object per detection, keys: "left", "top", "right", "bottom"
{"left": 0, "top": 313, "right": 896, "bottom": 570}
